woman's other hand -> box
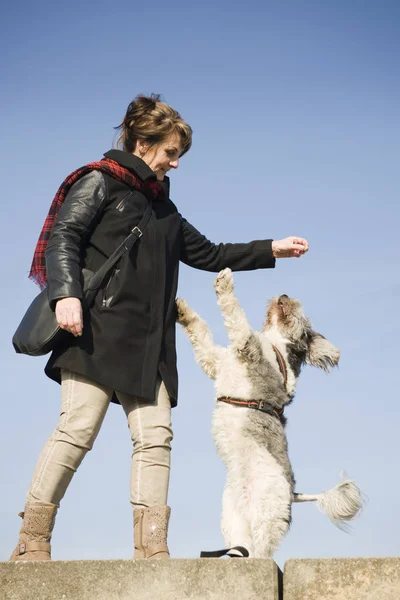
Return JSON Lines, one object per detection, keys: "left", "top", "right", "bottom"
{"left": 55, "top": 298, "right": 83, "bottom": 337}
{"left": 272, "top": 237, "right": 309, "bottom": 258}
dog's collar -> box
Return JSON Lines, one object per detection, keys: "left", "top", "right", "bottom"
{"left": 271, "top": 344, "right": 287, "bottom": 388}
{"left": 216, "top": 346, "right": 289, "bottom": 420}
{"left": 217, "top": 397, "right": 285, "bottom": 420}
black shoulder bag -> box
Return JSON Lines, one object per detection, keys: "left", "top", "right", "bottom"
{"left": 12, "top": 203, "right": 152, "bottom": 357}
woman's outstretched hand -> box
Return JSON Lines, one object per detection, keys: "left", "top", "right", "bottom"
{"left": 55, "top": 297, "right": 83, "bottom": 337}
{"left": 272, "top": 237, "right": 309, "bottom": 258}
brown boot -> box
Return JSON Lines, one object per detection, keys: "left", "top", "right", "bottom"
{"left": 9, "top": 502, "right": 58, "bottom": 561}
{"left": 134, "top": 505, "right": 171, "bottom": 559}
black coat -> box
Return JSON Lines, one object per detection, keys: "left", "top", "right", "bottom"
{"left": 45, "top": 150, "right": 275, "bottom": 406}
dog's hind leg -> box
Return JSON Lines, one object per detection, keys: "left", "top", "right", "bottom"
{"left": 248, "top": 465, "right": 293, "bottom": 558}
{"left": 250, "top": 499, "right": 292, "bottom": 558}
{"left": 250, "top": 505, "right": 291, "bottom": 558}
{"left": 221, "top": 482, "right": 254, "bottom": 556}
{"left": 176, "top": 298, "right": 225, "bottom": 380}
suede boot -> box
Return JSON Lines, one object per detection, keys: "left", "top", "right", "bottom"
{"left": 9, "top": 502, "right": 58, "bottom": 561}
{"left": 134, "top": 505, "right": 171, "bottom": 559}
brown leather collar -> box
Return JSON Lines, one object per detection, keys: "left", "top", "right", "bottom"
{"left": 217, "top": 397, "right": 284, "bottom": 420}
{"left": 216, "top": 345, "right": 289, "bottom": 420}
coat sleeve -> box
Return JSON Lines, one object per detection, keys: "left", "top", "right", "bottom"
{"left": 179, "top": 216, "right": 276, "bottom": 272}
{"left": 45, "top": 171, "right": 108, "bottom": 308}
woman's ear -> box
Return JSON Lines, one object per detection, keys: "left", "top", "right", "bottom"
{"left": 137, "top": 140, "right": 149, "bottom": 157}
{"left": 306, "top": 332, "right": 340, "bottom": 371}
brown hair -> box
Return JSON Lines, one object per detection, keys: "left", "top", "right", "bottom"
{"left": 115, "top": 94, "right": 192, "bottom": 156}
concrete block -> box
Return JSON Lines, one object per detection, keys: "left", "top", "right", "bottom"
{"left": 0, "top": 558, "right": 281, "bottom": 600}
{"left": 284, "top": 557, "right": 400, "bottom": 600}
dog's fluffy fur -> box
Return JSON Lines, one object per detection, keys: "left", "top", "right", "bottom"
{"left": 176, "top": 268, "right": 363, "bottom": 558}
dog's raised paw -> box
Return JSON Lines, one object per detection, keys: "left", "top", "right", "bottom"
{"left": 214, "top": 268, "right": 234, "bottom": 296}
{"left": 176, "top": 298, "right": 193, "bottom": 325}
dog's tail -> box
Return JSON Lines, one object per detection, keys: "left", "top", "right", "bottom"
{"left": 293, "top": 473, "right": 364, "bottom": 530}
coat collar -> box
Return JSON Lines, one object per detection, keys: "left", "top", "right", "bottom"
{"left": 103, "top": 149, "right": 170, "bottom": 197}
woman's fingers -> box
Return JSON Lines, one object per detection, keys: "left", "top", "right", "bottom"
{"left": 291, "top": 243, "right": 308, "bottom": 252}
{"left": 67, "top": 309, "right": 83, "bottom": 337}
{"left": 291, "top": 236, "right": 308, "bottom": 251}
{"left": 55, "top": 297, "right": 83, "bottom": 336}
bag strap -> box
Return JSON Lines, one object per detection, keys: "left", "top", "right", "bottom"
{"left": 200, "top": 546, "right": 249, "bottom": 558}
{"left": 84, "top": 201, "right": 152, "bottom": 302}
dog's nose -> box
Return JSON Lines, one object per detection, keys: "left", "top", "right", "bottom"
{"left": 280, "top": 294, "right": 289, "bottom": 299}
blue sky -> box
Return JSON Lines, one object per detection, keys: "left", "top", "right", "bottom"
{"left": 1, "top": 0, "right": 399, "bottom": 567}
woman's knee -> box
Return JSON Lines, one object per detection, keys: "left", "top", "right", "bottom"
{"left": 59, "top": 371, "right": 111, "bottom": 450}
{"left": 56, "top": 404, "right": 107, "bottom": 450}
{"left": 134, "top": 420, "right": 173, "bottom": 453}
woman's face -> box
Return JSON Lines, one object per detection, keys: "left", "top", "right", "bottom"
{"left": 136, "top": 134, "right": 183, "bottom": 181}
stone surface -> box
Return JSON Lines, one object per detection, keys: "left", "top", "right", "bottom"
{"left": 284, "top": 557, "right": 400, "bottom": 600}
{"left": 0, "top": 559, "right": 281, "bottom": 600}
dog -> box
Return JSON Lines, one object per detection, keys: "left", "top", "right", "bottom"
{"left": 176, "top": 267, "right": 363, "bottom": 558}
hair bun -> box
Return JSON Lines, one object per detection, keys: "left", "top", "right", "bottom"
{"left": 134, "top": 94, "right": 161, "bottom": 116}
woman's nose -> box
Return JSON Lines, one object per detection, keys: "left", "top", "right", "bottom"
{"left": 169, "top": 159, "right": 179, "bottom": 169}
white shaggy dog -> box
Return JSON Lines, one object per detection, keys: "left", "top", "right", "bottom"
{"left": 176, "top": 268, "right": 363, "bottom": 558}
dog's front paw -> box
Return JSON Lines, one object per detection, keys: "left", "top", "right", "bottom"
{"left": 214, "top": 268, "right": 234, "bottom": 297}
{"left": 176, "top": 298, "right": 195, "bottom": 326}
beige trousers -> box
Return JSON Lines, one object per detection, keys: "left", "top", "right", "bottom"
{"left": 27, "top": 370, "right": 173, "bottom": 508}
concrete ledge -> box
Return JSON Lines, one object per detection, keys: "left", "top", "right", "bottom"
{"left": 0, "top": 559, "right": 281, "bottom": 600}
{"left": 284, "top": 557, "right": 400, "bottom": 600}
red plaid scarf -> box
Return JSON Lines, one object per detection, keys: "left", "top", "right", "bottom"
{"left": 29, "top": 158, "right": 164, "bottom": 289}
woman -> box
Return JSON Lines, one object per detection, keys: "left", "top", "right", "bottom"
{"left": 10, "top": 94, "right": 308, "bottom": 561}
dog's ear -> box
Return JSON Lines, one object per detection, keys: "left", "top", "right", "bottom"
{"left": 305, "top": 332, "right": 340, "bottom": 371}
